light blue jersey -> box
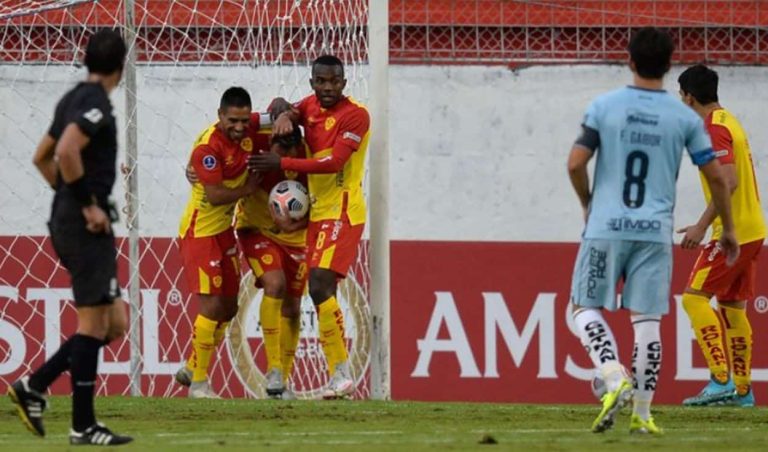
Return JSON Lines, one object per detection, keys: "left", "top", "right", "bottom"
{"left": 583, "top": 86, "right": 715, "bottom": 244}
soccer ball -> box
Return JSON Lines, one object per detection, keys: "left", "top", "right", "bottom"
{"left": 269, "top": 180, "right": 309, "bottom": 220}
{"left": 591, "top": 365, "right": 632, "bottom": 400}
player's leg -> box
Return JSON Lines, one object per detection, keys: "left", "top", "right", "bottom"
{"left": 622, "top": 241, "right": 672, "bottom": 434}
{"left": 279, "top": 250, "right": 307, "bottom": 398}
{"left": 570, "top": 239, "right": 631, "bottom": 433}
{"left": 239, "top": 231, "right": 289, "bottom": 397}
{"left": 306, "top": 217, "right": 363, "bottom": 399}
{"left": 717, "top": 239, "right": 762, "bottom": 407}
{"left": 681, "top": 240, "right": 746, "bottom": 405}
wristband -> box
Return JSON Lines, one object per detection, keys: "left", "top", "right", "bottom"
{"left": 66, "top": 177, "right": 94, "bottom": 206}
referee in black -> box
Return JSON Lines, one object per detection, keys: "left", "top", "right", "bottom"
{"left": 8, "top": 29, "right": 132, "bottom": 446}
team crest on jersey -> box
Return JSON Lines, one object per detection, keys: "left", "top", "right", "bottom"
{"left": 241, "top": 137, "right": 253, "bottom": 152}
{"left": 325, "top": 117, "right": 336, "bottom": 131}
{"left": 213, "top": 276, "right": 223, "bottom": 288}
{"left": 284, "top": 170, "right": 298, "bottom": 180}
{"left": 203, "top": 155, "right": 217, "bottom": 170}
{"left": 261, "top": 254, "right": 274, "bottom": 265}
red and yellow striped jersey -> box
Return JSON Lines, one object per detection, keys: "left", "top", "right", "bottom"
{"left": 178, "top": 117, "right": 264, "bottom": 238}
{"left": 235, "top": 161, "right": 308, "bottom": 248}
{"left": 701, "top": 108, "right": 766, "bottom": 244}
{"left": 295, "top": 94, "right": 370, "bottom": 225}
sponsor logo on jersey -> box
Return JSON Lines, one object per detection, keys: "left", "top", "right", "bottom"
{"left": 225, "top": 155, "right": 234, "bottom": 166}
{"left": 203, "top": 155, "right": 217, "bottom": 170}
{"left": 714, "top": 149, "right": 730, "bottom": 158}
{"left": 626, "top": 110, "right": 659, "bottom": 126}
{"left": 325, "top": 117, "right": 337, "bottom": 131}
{"left": 83, "top": 108, "right": 103, "bottom": 124}
{"left": 607, "top": 217, "right": 662, "bottom": 232}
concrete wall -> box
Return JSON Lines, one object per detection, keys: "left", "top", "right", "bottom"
{"left": 2, "top": 64, "right": 767, "bottom": 240}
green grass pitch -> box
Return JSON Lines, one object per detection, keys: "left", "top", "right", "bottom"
{"left": 1, "top": 396, "right": 766, "bottom": 450}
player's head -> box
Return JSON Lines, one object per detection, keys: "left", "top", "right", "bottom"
{"left": 84, "top": 29, "right": 127, "bottom": 78}
{"left": 310, "top": 55, "right": 346, "bottom": 108}
{"left": 627, "top": 27, "right": 674, "bottom": 80}
{"left": 270, "top": 126, "right": 303, "bottom": 158}
{"left": 678, "top": 64, "right": 719, "bottom": 107}
{"left": 218, "top": 87, "right": 252, "bottom": 142}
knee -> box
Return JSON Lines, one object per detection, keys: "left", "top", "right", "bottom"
{"left": 261, "top": 278, "right": 286, "bottom": 300}
{"left": 281, "top": 297, "right": 301, "bottom": 319}
{"left": 308, "top": 271, "right": 336, "bottom": 305}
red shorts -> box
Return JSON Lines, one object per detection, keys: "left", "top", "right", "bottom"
{"left": 687, "top": 238, "right": 764, "bottom": 301}
{"left": 238, "top": 230, "right": 308, "bottom": 298}
{"left": 179, "top": 229, "right": 240, "bottom": 297}
{"left": 307, "top": 215, "right": 364, "bottom": 277}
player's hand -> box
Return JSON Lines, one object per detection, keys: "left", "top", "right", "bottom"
{"left": 719, "top": 231, "right": 740, "bottom": 267}
{"left": 248, "top": 152, "right": 282, "bottom": 172}
{"left": 676, "top": 223, "right": 707, "bottom": 249}
{"left": 185, "top": 164, "right": 199, "bottom": 184}
{"left": 272, "top": 110, "right": 297, "bottom": 136}
{"left": 82, "top": 205, "right": 111, "bottom": 234}
{"left": 244, "top": 171, "right": 262, "bottom": 194}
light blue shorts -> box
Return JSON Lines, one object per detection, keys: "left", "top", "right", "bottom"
{"left": 570, "top": 239, "right": 672, "bottom": 315}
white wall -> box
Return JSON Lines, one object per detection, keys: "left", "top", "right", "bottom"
{"left": 1, "top": 64, "right": 767, "bottom": 241}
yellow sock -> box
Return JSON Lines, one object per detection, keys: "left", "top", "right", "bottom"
{"left": 260, "top": 295, "right": 282, "bottom": 371}
{"left": 280, "top": 315, "right": 300, "bottom": 383}
{"left": 720, "top": 304, "right": 752, "bottom": 395}
{"left": 317, "top": 296, "right": 348, "bottom": 374}
{"left": 682, "top": 293, "right": 729, "bottom": 383}
{"left": 214, "top": 321, "right": 230, "bottom": 347}
{"left": 188, "top": 315, "right": 218, "bottom": 382}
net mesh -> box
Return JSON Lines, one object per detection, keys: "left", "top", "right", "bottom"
{"left": 0, "top": 0, "right": 371, "bottom": 399}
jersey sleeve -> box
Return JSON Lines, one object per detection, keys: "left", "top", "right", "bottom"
{"left": 685, "top": 117, "right": 716, "bottom": 166}
{"left": 581, "top": 99, "right": 600, "bottom": 131}
{"left": 189, "top": 144, "right": 223, "bottom": 185}
{"left": 335, "top": 108, "right": 370, "bottom": 153}
{"left": 73, "top": 92, "right": 111, "bottom": 137}
{"left": 706, "top": 122, "right": 735, "bottom": 164}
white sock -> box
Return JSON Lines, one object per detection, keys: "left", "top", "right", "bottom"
{"left": 631, "top": 314, "right": 661, "bottom": 421}
{"left": 573, "top": 308, "right": 622, "bottom": 391}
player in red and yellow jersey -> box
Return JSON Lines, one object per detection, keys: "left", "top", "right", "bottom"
{"left": 176, "top": 87, "right": 262, "bottom": 398}
{"left": 678, "top": 65, "right": 766, "bottom": 407}
{"left": 235, "top": 128, "right": 309, "bottom": 399}
{"left": 251, "top": 55, "right": 370, "bottom": 399}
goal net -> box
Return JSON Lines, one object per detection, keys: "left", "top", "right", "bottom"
{"left": 0, "top": 0, "right": 372, "bottom": 399}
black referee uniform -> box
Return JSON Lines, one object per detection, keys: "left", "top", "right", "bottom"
{"left": 47, "top": 81, "right": 120, "bottom": 306}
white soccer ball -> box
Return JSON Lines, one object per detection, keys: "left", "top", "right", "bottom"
{"left": 269, "top": 180, "right": 309, "bottom": 220}
{"left": 591, "top": 365, "right": 631, "bottom": 400}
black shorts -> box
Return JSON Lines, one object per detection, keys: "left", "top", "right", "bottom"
{"left": 49, "top": 196, "right": 120, "bottom": 307}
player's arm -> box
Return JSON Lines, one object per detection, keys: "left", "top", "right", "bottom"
{"left": 202, "top": 175, "right": 260, "bottom": 206}
{"left": 190, "top": 144, "right": 260, "bottom": 205}
{"left": 567, "top": 125, "right": 599, "bottom": 220}
{"left": 685, "top": 120, "right": 739, "bottom": 265}
{"left": 268, "top": 97, "right": 300, "bottom": 136}
{"left": 32, "top": 134, "right": 57, "bottom": 188}
{"left": 678, "top": 123, "right": 738, "bottom": 249}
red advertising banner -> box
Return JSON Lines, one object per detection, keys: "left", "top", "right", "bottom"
{"left": 391, "top": 241, "right": 768, "bottom": 404}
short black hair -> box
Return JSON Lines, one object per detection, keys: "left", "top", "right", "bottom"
{"left": 628, "top": 27, "right": 674, "bottom": 79}
{"left": 219, "top": 86, "right": 252, "bottom": 110}
{"left": 84, "top": 29, "right": 127, "bottom": 75}
{"left": 312, "top": 54, "right": 344, "bottom": 77}
{"left": 678, "top": 64, "right": 719, "bottom": 104}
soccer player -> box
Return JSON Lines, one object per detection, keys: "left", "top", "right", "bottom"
{"left": 677, "top": 65, "right": 765, "bottom": 407}
{"left": 236, "top": 128, "right": 308, "bottom": 399}
{"left": 567, "top": 27, "right": 739, "bottom": 434}
{"left": 250, "top": 55, "right": 370, "bottom": 399}
{"left": 175, "top": 87, "right": 261, "bottom": 398}
{"left": 7, "top": 29, "right": 132, "bottom": 445}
